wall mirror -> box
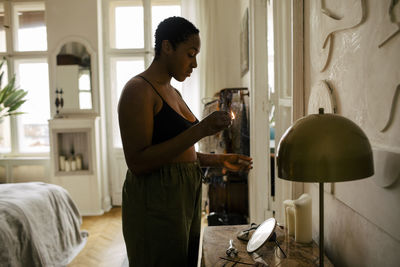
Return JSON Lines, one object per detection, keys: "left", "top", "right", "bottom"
{"left": 55, "top": 42, "right": 93, "bottom": 114}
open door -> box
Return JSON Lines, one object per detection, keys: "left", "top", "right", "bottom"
{"left": 248, "top": 0, "right": 304, "bottom": 224}
{"left": 269, "top": 0, "right": 304, "bottom": 224}
{"left": 248, "top": 0, "right": 270, "bottom": 224}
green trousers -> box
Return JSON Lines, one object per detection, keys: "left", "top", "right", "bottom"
{"left": 122, "top": 161, "right": 203, "bottom": 267}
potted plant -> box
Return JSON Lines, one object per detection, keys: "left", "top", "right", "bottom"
{"left": 0, "top": 60, "right": 28, "bottom": 122}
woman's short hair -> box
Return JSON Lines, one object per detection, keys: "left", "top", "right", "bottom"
{"left": 154, "top": 16, "right": 199, "bottom": 59}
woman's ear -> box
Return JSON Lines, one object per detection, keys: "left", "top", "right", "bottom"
{"left": 161, "top": 40, "right": 173, "bottom": 55}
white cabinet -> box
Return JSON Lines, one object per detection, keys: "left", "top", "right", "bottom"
{"left": 49, "top": 117, "right": 104, "bottom": 215}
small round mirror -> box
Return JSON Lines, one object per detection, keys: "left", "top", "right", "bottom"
{"left": 247, "top": 217, "right": 277, "bottom": 253}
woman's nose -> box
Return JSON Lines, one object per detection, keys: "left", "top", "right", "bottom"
{"left": 192, "top": 57, "right": 197, "bottom": 68}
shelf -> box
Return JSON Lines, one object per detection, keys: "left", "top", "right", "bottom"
{"left": 52, "top": 128, "right": 92, "bottom": 174}
{"left": 54, "top": 170, "right": 92, "bottom": 176}
{"left": 49, "top": 117, "right": 103, "bottom": 215}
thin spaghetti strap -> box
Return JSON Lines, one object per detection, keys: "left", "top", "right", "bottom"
{"left": 137, "top": 75, "right": 164, "bottom": 100}
{"left": 138, "top": 75, "right": 198, "bottom": 122}
{"left": 174, "top": 88, "right": 199, "bottom": 121}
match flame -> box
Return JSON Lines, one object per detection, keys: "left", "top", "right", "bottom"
{"left": 231, "top": 111, "right": 235, "bottom": 120}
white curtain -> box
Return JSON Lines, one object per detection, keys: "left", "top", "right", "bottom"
{"left": 181, "top": 0, "right": 242, "bottom": 119}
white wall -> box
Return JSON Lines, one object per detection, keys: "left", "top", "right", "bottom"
{"left": 304, "top": 0, "right": 400, "bottom": 266}
{"left": 46, "top": 0, "right": 99, "bottom": 53}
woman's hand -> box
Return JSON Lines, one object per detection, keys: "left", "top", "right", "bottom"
{"left": 198, "top": 111, "right": 232, "bottom": 137}
{"left": 221, "top": 154, "right": 253, "bottom": 173}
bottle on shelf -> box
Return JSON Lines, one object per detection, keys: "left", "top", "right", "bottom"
{"left": 69, "top": 145, "right": 77, "bottom": 171}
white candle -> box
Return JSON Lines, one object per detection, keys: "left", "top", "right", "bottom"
{"left": 76, "top": 155, "right": 82, "bottom": 170}
{"left": 293, "top": 193, "right": 312, "bottom": 243}
{"left": 64, "top": 160, "right": 71, "bottom": 172}
{"left": 59, "top": 155, "right": 66, "bottom": 171}
{"left": 71, "top": 159, "right": 77, "bottom": 171}
{"left": 284, "top": 199, "right": 295, "bottom": 236}
{"left": 286, "top": 206, "right": 295, "bottom": 236}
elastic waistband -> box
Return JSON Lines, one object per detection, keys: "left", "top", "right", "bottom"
{"left": 160, "top": 159, "right": 200, "bottom": 168}
{"left": 128, "top": 159, "right": 202, "bottom": 178}
{"left": 157, "top": 159, "right": 202, "bottom": 174}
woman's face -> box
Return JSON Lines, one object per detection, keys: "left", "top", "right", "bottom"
{"left": 167, "top": 34, "right": 200, "bottom": 82}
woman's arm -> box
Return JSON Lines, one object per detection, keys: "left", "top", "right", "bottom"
{"left": 197, "top": 152, "right": 253, "bottom": 172}
{"left": 118, "top": 79, "right": 231, "bottom": 174}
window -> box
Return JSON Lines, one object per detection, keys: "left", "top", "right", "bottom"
{"left": 151, "top": 1, "right": 181, "bottom": 47}
{"left": 104, "top": 0, "right": 181, "bottom": 148}
{"left": 0, "top": 3, "right": 6, "bottom": 52}
{"left": 0, "top": 59, "right": 9, "bottom": 153}
{"left": 0, "top": 1, "right": 49, "bottom": 155}
{"left": 111, "top": 2, "right": 144, "bottom": 49}
{"left": 78, "top": 68, "right": 92, "bottom": 109}
{"left": 13, "top": 2, "right": 47, "bottom": 52}
{"left": 15, "top": 59, "right": 50, "bottom": 152}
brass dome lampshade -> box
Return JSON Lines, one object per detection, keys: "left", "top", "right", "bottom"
{"left": 276, "top": 108, "right": 374, "bottom": 266}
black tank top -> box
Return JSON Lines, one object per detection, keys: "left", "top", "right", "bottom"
{"left": 138, "top": 75, "right": 199, "bottom": 144}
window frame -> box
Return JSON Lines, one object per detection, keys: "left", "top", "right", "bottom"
{"left": 12, "top": 1, "right": 47, "bottom": 52}
{"left": 109, "top": 55, "right": 145, "bottom": 148}
{"left": 103, "top": 0, "right": 181, "bottom": 149}
{"left": 0, "top": 0, "right": 49, "bottom": 157}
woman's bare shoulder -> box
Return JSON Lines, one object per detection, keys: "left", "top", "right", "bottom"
{"left": 118, "top": 76, "right": 156, "bottom": 109}
{"left": 121, "top": 76, "right": 152, "bottom": 98}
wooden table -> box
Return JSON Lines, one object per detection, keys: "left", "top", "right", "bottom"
{"left": 201, "top": 224, "right": 334, "bottom": 267}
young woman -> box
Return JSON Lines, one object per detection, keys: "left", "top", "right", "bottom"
{"left": 118, "top": 16, "right": 252, "bottom": 267}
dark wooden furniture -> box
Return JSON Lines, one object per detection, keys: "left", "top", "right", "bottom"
{"left": 201, "top": 224, "right": 334, "bottom": 266}
{"left": 202, "top": 88, "right": 250, "bottom": 225}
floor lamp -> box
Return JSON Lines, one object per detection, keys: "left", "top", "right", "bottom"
{"left": 276, "top": 108, "right": 374, "bottom": 266}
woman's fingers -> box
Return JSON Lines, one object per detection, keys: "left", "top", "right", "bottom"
{"left": 223, "top": 161, "right": 239, "bottom": 171}
{"left": 238, "top": 159, "right": 252, "bottom": 168}
{"left": 232, "top": 154, "right": 253, "bottom": 171}
{"left": 200, "top": 111, "right": 232, "bottom": 136}
{"left": 216, "top": 111, "right": 232, "bottom": 127}
{"left": 237, "top": 154, "right": 252, "bottom": 161}
{"left": 223, "top": 155, "right": 253, "bottom": 172}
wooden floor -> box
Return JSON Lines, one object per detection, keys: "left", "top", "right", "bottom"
{"left": 68, "top": 207, "right": 208, "bottom": 267}
{"left": 68, "top": 207, "right": 126, "bottom": 267}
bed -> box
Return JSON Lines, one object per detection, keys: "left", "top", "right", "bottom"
{"left": 0, "top": 182, "right": 88, "bottom": 266}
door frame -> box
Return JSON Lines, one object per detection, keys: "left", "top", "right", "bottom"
{"left": 248, "top": 0, "right": 304, "bottom": 224}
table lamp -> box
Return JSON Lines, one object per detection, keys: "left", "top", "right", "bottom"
{"left": 276, "top": 108, "right": 374, "bottom": 266}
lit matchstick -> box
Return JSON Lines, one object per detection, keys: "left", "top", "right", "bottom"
{"left": 231, "top": 111, "right": 235, "bottom": 120}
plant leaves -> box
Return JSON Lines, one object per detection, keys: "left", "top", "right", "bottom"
{"left": 4, "top": 89, "right": 28, "bottom": 107}
{"left": 0, "top": 76, "right": 16, "bottom": 103}
{"left": 0, "top": 72, "right": 4, "bottom": 90}
{"left": 8, "top": 100, "right": 27, "bottom": 112}
{"left": 0, "top": 60, "right": 28, "bottom": 119}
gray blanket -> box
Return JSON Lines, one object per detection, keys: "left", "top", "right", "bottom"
{"left": 0, "top": 182, "right": 88, "bottom": 267}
